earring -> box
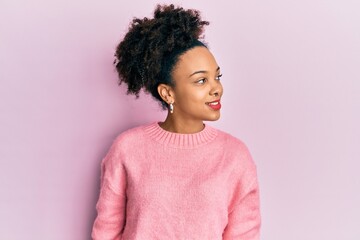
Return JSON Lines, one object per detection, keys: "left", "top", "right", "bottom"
{"left": 169, "top": 102, "right": 174, "bottom": 114}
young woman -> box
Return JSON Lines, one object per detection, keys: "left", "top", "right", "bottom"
{"left": 92, "top": 4, "right": 261, "bottom": 239}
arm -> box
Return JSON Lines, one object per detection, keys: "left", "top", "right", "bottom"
{"left": 91, "top": 142, "right": 127, "bottom": 240}
{"left": 222, "top": 177, "right": 261, "bottom": 239}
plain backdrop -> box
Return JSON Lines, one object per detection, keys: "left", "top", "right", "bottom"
{"left": 1, "top": 0, "right": 359, "bottom": 239}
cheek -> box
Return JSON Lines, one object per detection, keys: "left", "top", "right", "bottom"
{"left": 175, "top": 86, "right": 196, "bottom": 101}
{"left": 174, "top": 84, "right": 210, "bottom": 110}
{"left": 183, "top": 89, "right": 208, "bottom": 105}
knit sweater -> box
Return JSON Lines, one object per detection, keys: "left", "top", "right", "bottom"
{"left": 91, "top": 122, "right": 261, "bottom": 240}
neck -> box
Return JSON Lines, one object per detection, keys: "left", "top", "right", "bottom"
{"left": 159, "top": 112, "right": 204, "bottom": 134}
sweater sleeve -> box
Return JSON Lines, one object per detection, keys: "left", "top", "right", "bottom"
{"left": 222, "top": 141, "right": 261, "bottom": 240}
{"left": 222, "top": 177, "right": 261, "bottom": 239}
{"left": 91, "top": 141, "right": 127, "bottom": 240}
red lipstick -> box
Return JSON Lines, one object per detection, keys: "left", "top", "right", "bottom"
{"left": 206, "top": 100, "right": 221, "bottom": 110}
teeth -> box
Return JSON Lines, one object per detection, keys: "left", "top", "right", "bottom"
{"left": 209, "top": 101, "right": 219, "bottom": 105}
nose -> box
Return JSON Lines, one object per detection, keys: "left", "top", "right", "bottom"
{"left": 210, "top": 80, "right": 223, "bottom": 97}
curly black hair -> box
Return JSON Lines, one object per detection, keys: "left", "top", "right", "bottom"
{"left": 114, "top": 4, "right": 209, "bottom": 109}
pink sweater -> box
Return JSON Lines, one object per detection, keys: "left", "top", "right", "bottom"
{"left": 91, "top": 122, "right": 261, "bottom": 239}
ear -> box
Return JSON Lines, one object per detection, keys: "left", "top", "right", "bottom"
{"left": 157, "top": 84, "right": 175, "bottom": 103}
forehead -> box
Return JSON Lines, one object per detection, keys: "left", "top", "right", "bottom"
{"left": 174, "top": 46, "right": 218, "bottom": 74}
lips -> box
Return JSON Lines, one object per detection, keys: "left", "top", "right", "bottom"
{"left": 206, "top": 100, "right": 221, "bottom": 110}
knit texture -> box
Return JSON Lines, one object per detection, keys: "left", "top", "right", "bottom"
{"left": 91, "top": 122, "right": 261, "bottom": 240}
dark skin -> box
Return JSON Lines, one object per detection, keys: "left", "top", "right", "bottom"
{"left": 157, "top": 46, "right": 223, "bottom": 134}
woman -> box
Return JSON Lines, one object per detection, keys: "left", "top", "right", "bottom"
{"left": 92, "top": 4, "right": 261, "bottom": 239}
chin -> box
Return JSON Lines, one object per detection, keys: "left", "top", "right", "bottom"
{"left": 204, "top": 113, "right": 221, "bottom": 121}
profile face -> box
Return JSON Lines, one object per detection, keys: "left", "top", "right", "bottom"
{"left": 171, "top": 46, "right": 223, "bottom": 122}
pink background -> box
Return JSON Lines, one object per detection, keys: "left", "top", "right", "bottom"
{"left": 1, "top": 0, "right": 359, "bottom": 239}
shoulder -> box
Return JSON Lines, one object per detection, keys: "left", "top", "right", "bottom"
{"left": 212, "top": 126, "right": 257, "bottom": 169}
{"left": 107, "top": 122, "right": 152, "bottom": 154}
{"left": 212, "top": 127, "right": 259, "bottom": 187}
{"left": 115, "top": 123, "right": 146, "bottom": 143}
{"left": 213, "top": 127, "right": 251, "bottom": 153}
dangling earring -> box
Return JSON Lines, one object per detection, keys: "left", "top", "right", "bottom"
{"left": 169, "top": 101, "right": 174, "bottom": 114}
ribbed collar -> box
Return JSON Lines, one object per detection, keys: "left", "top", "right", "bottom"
{"left": 143, "top": 122, "right": 218, "bottom": 149}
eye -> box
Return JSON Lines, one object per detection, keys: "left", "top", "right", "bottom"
{"left": 196, "top": 78, "right": 207, "bottom": 84}
{"left": 216, "top": 74, "right": 223, "bottom": 81}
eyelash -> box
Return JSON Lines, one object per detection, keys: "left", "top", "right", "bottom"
{"left": 196, "top": 74, "right": 223, "bottom": 84}
{"left": 196, "top": 78, "right": 206, "bottom": 84}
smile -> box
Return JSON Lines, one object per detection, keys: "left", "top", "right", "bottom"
{"left": 208, "top": 102, "right": 219, "bottom": 106}
{"left": 206, "top": 100, "right": 221, "bottom": 110}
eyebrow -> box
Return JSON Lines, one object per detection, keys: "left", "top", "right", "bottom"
{"left": 189, "top": 66, "right": 220, "bottom": 77}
